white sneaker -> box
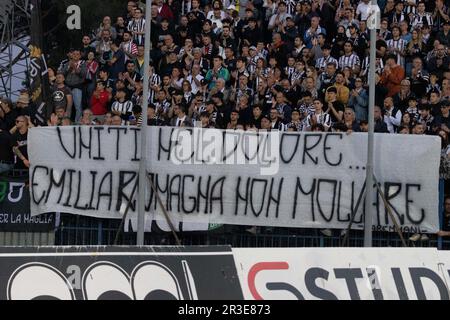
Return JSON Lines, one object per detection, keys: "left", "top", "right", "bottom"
{"left": 409, "top": 233, "right": 421, "bottom": 241}
{"left": 340, "top": 229, "right": 348, "bottom": 237}
{"left": 320, "top": 229, "right": 332, "bottom": 237}
{"left": 420, "top": 234, "right": 429, "bottom": 241}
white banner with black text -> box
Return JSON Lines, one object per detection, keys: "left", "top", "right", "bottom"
{"left": 28, "top": 126, "right": 440, "bottom": 232}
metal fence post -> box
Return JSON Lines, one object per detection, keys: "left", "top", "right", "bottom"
{"left": 97, "top": 220, "right": 103, "bottom": 245}
{"left": 438, "top": 178, "right": 444, "bottom": 250}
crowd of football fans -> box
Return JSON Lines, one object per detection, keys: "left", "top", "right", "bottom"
{"left": 0, "top": 0, "right": 449, "bottom": 197}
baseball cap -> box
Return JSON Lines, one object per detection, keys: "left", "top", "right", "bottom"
{"left": 249, "top": 46, "right": 257, "bottom": 51}
{"left": 227, "top": 4, "right": 237, "bottom": 11}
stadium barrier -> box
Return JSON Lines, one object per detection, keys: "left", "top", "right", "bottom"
{"left": 0, "top": 246, "right": 449, "bottom": 300}
{"left": 54, "top": 213, "right": 450, "bottom": 248}
{"left": 0, "top": 246, "right": 242, "bottom": 300}
{"left": 233, "top": 248, "right": 450, "bottom": 300}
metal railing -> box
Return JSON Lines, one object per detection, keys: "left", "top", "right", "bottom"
{"left": 54, "top": 214, "right": 450, "bottom": 249}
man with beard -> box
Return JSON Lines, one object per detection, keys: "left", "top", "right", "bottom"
{"left": 50, "top": 72, "right": 73, "bottom": 117}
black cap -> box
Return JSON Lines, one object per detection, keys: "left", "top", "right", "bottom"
{"left": 291, "top": 107, "right": 301, "bottom": 113}
{"left": 322, "top": 43, "right": 332, "bottom": 50}
{"left": 261, "top": 113, "right": 270, "bottom": 120}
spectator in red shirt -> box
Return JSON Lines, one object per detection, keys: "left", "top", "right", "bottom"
{"left": 90, "top": 80, "right": 110, "bottom": 118}
{"left": 155, "top": 0, "right": 174, "bottom": 22}
{"left": 380, "top": 54, "right": 406, "bottom": 97}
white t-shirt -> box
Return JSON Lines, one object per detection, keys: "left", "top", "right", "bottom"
{"left": 186, "top": 74, "right": 204, "bottom": 94}
{"left": 356, "top": 1, "right": 372, "bottom": 21}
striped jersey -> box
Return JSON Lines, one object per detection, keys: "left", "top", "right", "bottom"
{"left": 411, "top": 12, "right": 433, "bottom": 29}
{"left": 127, "top": 18, "right": 145, "bottom": 46}
{"left": 122, "top": 40, "right": 138, "bottom": 61}
{"left": 360, "top": 56, "right": 384, "bottom": 76}
{"left": 316, "top": 55, "right": 339, "bottom": 70}
{"left": 338, "top": 53, "right": 360, "bottom": 70}
{"left": 148, "top": 73, "right": 161, "bottom": 103}
{"left": 291, "top": 70, "right": 305, "bottom": 85}
{"left": 285, "top": 66, "right": 296, "bottom": 81}
{"left": 404, "top": 0, "right": 417, "bottom": 16}
{"left": 298, "top": 102, "right": 315, "bottom": 116}
{"left": 386, "top": 38, "right": 407, "bottom": 66}
{"left": 286, "top": 0, "right": 300, "bottom": 15}
{"left": 112, "top": 100, "right": 133, "bottom": 118}
{"left": 391, "top": 12, "right": 407, "bottom": 25}
{"left": 286, "top": 119, "right": 308, "bottom": 132}
{"left": 306, "top": 112, "right": 331, "bottom": 128}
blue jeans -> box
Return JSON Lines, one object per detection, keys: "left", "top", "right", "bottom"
{"left": 71, "top": 88, "right": 83, "bottom": 123}
{"left": 86, "top": 82, "right": 96, "bottom": 108}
